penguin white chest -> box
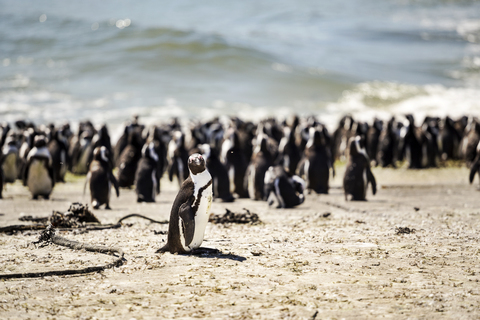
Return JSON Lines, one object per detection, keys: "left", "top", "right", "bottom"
{"left": 187, "top": 174, "right": 213, "bottom": 251}
{"left": 27, "top": 160, "right": 52, "bottom": 195}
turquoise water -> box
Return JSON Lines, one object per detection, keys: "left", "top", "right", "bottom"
{"left": 1, "top": 0, "right": 480, "bottom": 129}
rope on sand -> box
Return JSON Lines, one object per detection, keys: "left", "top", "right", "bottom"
{"left": 0, "top": 225, "right": 125, "bottom": 279}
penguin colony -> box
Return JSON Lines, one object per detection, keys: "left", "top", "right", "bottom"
{"left": 1, "top": 113, "right": 479, "bottom": 206}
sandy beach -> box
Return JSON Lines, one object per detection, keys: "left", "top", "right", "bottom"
{"left": 1, "top": 163, "right": 479, "bottom": 319}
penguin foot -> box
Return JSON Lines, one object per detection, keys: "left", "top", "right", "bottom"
{"left": 32, "top": 195, "right": 38, "bottom": 200}
{"left": 105, "top": 204, "right": 111, "bottom": 210}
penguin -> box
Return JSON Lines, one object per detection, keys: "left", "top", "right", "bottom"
{"left": 399, "top": 114, "right": 424, "bottom": 169}
{"left": 135, "top": 142, "right": 161, "bottom": 203}
{"left": 246, "top": 133, "right": 274, "bottom": 200}
{"left": 440, "top": 116, "right": 461, "bottom": 161}
{"left": 157, "top": 153, "right": 213, "bottom": 254}
{"left": 23, "top": 135, "right": 55, "bottom": 200}
{"left": 377, "top": 117, "right": 398, "bottom": 168}
{"left": 117, "top": 127, "right": 144, "bottom": 188}
{"left": 264, "top": 165, "right": 305, "bottom": 208}
{"left": 277, "top": 125, "right": 301, "bottom": 176}
{"left": 366, "top": 118, "right": 383, "bottom": 166}
{"left": 167, "top": 130, "right": 190, "bottom": 187}
{"left": 343, "top": 136, "right": 377, "bottom": 201}
{"left": 69, "top": 123, "right": 94, "bottom": 175}
{"left": 220, "top": 127, "right": 249, "bottom": 198}
{"left": 297, "top": 125, "right": 334, "bottom": 194}
{"left": 461, "top": 118, "right": 480, "bottom": 166}
{"left": 47, "top": 127, "right": 69, "bottom": 183}
{"left": 468, "top": 141, "right": 480, "bottom": 188}
{"left": 85, "top": 146, "right": 119, "bottom": 209}
{"left": 200, "top": 144, "right": 234, "bottom": 202}
{"left": 1, "top": 134, "right": 19, "bottom": 183}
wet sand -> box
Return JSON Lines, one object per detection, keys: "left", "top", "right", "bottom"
{"left": 1, "top": 164, "right": 479, "bottom": 319}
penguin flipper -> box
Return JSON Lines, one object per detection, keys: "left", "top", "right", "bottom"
{"left": 179, "top": 203, "right": 195, "bottom": 247}
{"left": 83, "top": 172, "right": 91, "bottom": 195}
{"left": 367, "top": 168, "right": 377, "bottom": 195}
{"left": 469, "top": 157, "right": 480, "bottom": 184}
{"left": 109, "top": 172, "right": 120, "bottom": 197}
{"left": 23, "top": 160, "right": 31, "bottom": 186}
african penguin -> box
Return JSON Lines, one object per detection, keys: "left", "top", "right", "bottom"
{"left": 157, "top": 153, "right": 213, "bottom": 254}
{"left": 23, "top": 135, "right": 55, "bottom": 200}
{"left": 297, "top": 125, "right": 334, "bottom": 194}
{"left": 343, "top": 136, "right": 377, "bottom": 201}
{"left": 200, "top": 144, "right": 234, "bottom": 202}
{"left": 220, "top": 127, "right": 249, "bottom": 198}
{"left": 2, "top": 134, "right": 19, "bottom": 183}
{"left": 135, "top": 142, "right": 161, "bottom": 203}
{"left": 117, "top": 127, "right": 144, "bottom": 188}
{"left": 246, "top": 134, "right": 274, "bottom": 201}
{"left": 167, "top": 130, "right": 190, "bottom": 187}
{"left": 264, "top": 165, "right": 306, "bottom": 208}
{"left": 85, "top": 146, "right": 119, "bottom": 209}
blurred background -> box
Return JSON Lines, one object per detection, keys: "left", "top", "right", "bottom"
{"left": 1, "top": 0, "right": 480, "bottom": 131}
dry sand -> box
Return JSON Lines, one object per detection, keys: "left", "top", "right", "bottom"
{"left": 1, "top": 164, "right": 480, "bottom": 319}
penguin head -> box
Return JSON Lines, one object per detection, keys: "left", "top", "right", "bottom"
{"left": 349, "top": 136, "right": 368, "bottom": 159}
{"left": 33, "top": 135, "right": 47, "bottom": 149}
{"left": 93, "top": 146, "right": 110, "bottom": 163}
{"left": 142, "top": 142, "right": 159, "bottom": 162}
{"left": 188, "top": 153, "right": 206, "bottom": 175}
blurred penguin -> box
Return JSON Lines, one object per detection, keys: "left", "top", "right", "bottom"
{"left": 264, "top": 165, "right": 305, "bottom": 208}
{"left": 85, "top": 146, "right": 119, "bottom": 209}
{"left": 1, "top": 134, "right": 19, "bottom": 183}
{"left": 135, "top": 142, "right": 161, "bottom": 203}
{"left": 343, "top": 136, "right": 377, "bottom": 201}
{"left": 23, "top": 135, "right": 55, "bottom": 199}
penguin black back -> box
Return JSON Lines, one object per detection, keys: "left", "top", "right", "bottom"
{"left": 87, "top": 146, "right": 119, "bottom": 209}
{"left": 343, "top": 136, "right": 377, "bottom": 201}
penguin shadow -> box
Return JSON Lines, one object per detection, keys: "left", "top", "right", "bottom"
{"left": 176, "top": 247, "right": 247, "bottom": 262}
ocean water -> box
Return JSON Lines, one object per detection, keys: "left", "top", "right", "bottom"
{"left": 1, "top": 0, "right": 480, "bottom": 131}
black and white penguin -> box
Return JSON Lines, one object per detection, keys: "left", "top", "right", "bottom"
{"left": 264, "top": 165, "right": 306, "bottom": 208}
{"left": 85, "top": 146, "right": 119, "bottom": 209}
{"left": 343, "top": 136, "right": 377, "bottom": 201}
{"left": 23, "top": 135, "right": 55, "bottom": 199}
{"left": 377, "top": 117, "right": 398, "bottom": 168}
{"left": 1, "top": 134, "right": 19, "bottom": 183}
{"left": 135, "top": 142, "right": 161, "bottom": 203}
{"left": 399, "top": 114, "right": 424, "bottom": 169}
{"left": 117, "top": 127, "right": 144, "bottom": 188}
{"left": 440, "top": 116, "right": 461, "bottom": 161}
{"left": 469, "top": 141, "right": 480, "bottom": 187}
{"left": 167, "top": 130, "right": 190, "bottom": 187}
{"left": 47, "top": 128, "right": 69, "bottom": 183}
{"left": 277, "top": 125, "right": 301, "bottom": 176}
{"left": 246, "top": 133, "right": 274, "bottom": 200}
{"left": 220, "top": 127, "right": 249, "bottom": 198}
{"left": 461, "top": 117, "right": 480, "bottom": 166}
{"left": 157, "top": 153, "right": 213, "bottom": 254}
{"left": 200, "top": 144, "right": 234, "bottom": 202}
{"left": 297, "top": 125, "right": 334, "bottom": 194}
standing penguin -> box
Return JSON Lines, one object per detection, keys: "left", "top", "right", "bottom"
{"left": 85, "top": 146, "right": 119, "bottom": 209}
{"left": 135, "top": 142, "right": 161, "bottom": 203}
{"left": 23, "top": 135, "right": 55, "bottom": 199}
{"left": 343, "top": 136, "right": 377, "bottom": 201}
{"left": 246, "top": 134, "right": 274, "bottom": 200}
{"left": 200, "top": 144, "right": 234, "bottom": 202}
{"left": 157, "top": 153, "right": 213, "bottom": 254}
{"left": 2, "top": 134, "right": 19, "bottom": 183}
{"left": 297, "top": 125, "right": 334, "bottom": 194}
